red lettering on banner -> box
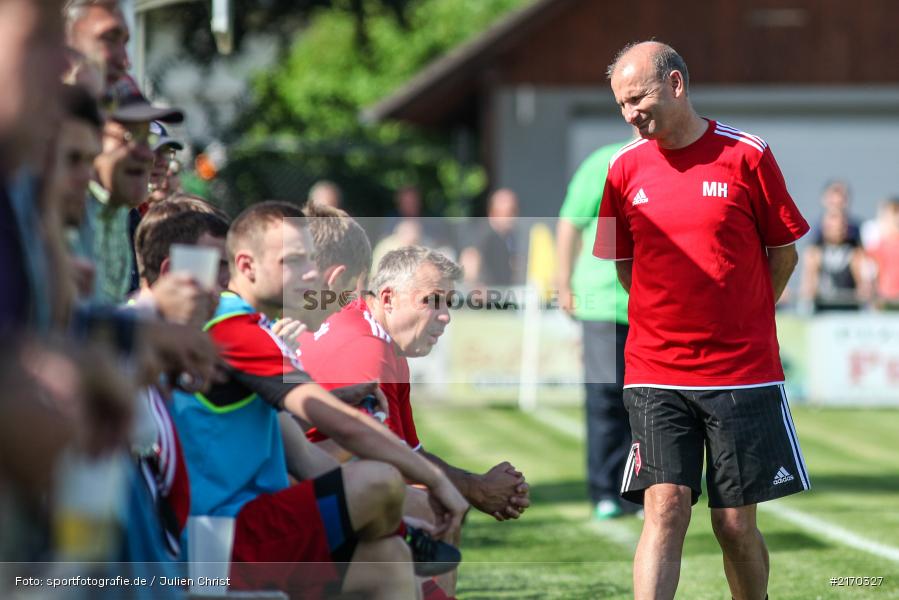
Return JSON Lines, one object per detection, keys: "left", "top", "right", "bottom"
{"left": 888, "top": 358, "right": 899, "bottom": 384}
{"left": 849, "top": 350, "right": 899, "bottom": 384}
{"left": 850, "top": 351, "right": 879, "bottom": 384}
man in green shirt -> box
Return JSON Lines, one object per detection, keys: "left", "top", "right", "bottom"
{"left": 89, "top": 76, "right": 183, "bottom": 303}
{"left": 557, "top": 138, "right": 634, "bottom": 519}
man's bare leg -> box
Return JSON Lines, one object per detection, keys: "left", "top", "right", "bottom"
{"left": 633, "top": 484, "right": 692, "bottom": 600}
{"left": 404, "top": 484, "right": 460, "bottom": 596}
{"left": 342, "top": 460, "right": 406, "bottom": 539}
{"left": 711, "top": 505, "right": 769, "bottom": 600}
{"left": 343, "top": 537, "right": 418, "bottom": 600}
{"left": 338, "top": 460, "right": 417, "bottom": 598}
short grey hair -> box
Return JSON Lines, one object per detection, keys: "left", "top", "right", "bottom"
{"left": 370, "top": 246, "right": 462, "bottom": 293}
{"left": 606, "top": 41, "right": 690, "bottom": 90}
{"left": 64, "top": 0, "right": 120, "bottom": 35}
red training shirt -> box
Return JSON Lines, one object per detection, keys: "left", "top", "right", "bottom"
{"left": 594, "top": 120, "right": 809, "bottom": 388}
{"left": 297, "top": 298, "right": 421, "bottom": 450}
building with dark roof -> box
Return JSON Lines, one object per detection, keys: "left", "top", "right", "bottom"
{"left": 366, "top": 0, "right": 899, "bottom": 219}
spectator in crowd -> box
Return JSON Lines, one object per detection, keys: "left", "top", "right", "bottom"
{"left": 65, "top": 0, "right": 130, "bottom": 92}
{"left": 53, "top": 84, "right": 103, "bottom": 272}
{"left": 383, "top": 184, "right": 454, "bottom": 250}
{"left": 811, "top": 180, "right": 861, "bottom": 246}
{"left": 460, "top": 188, "right": 520, "bottom": 288}
{"left": 172, "top": 202, "right": 467, "bottom": 599}
{"left": 395, "top": 184, "right": 423, "bottom": 219}
{"left": 860, "top": 196, "right": 895, "bottom": 252}
{"left": 0, "top": 339, "right": 78, "bottom": 564}
{"left": 799, "top": 207, "right": 868, "bottom": 312}
{"left": 372, "top": 218, "right": 424, "bottom": 274}
{"left": 0, "top": 0, "right": 68, "bottom": 333}
{"left": 145, "top": 121, "right": 184, "bottom": 207}
{"left": 867, "top": 197, "right": 899, "bottom": 308}
{"left": 557, "top": 139, "right": 636, "bottom": 520}
{"left": 88, "top": 76, "right": 183, "bottom": 303}
{"left": 308, "top": 179, "right": 343, "bottom": 209}
{"left": 132, "top": 203, "right": 228, "bottom": 325}
{"left": 0, "top": 4, "right": 227, "bottom": 587}
{"left": 63, "top": 47, "right": 105, "bottom": 99}
{"left": 36, "top": 83, "right": 103, "bottom": 307}
{"left": 0, "top": 336, "right": 135, "bottom": 565}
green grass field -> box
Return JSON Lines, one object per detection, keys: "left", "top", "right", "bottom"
{"left": 414, "top": 404, "right": 899, "bottom": 599}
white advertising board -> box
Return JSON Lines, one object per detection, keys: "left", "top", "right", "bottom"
{"left": 808, "top": 314, "right": 899, "bottom": 405}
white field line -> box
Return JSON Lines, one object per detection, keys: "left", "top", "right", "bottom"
{"left": 758, "top": 502, "right": 899, "bottom": 563}
{"left": 534, "top": 407, "right": 899, "bottom": 564}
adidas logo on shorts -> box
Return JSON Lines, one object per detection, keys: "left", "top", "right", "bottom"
{"left": 773, "top": 466, "right": 795, "bottom": 485}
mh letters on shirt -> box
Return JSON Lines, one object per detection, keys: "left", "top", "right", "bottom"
{"left": 703, "top": 181, "right": 728, "bottom": 197}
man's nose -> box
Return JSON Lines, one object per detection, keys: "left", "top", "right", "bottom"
{"left": 117, "top": 44, "right": 130, "bottom": 71}
{"left": 132, "top": 140, "right": 154, "bottom": 162}
{"left": 624, "top": 107, "right": 639, "bottom": 125}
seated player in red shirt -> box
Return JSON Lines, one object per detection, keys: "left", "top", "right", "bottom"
{"left": 172, "top": 202, "right": 468, "bottom": 599}
{"left": 299, "top": 245, "right": 530, "bottom": 519}
{"left": 288, "top": 224, "right": 529, "bottom": 598}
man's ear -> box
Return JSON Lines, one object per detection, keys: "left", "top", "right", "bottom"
{"left": 379, "top": 286, "right": 394, "bottom": 312}
{"left": 671, "top": 70, "right": 685, "bottom": 97}
{"left": 324, "top": 264, "right": 348, "bottom": 291}
{"left": 159, "top": 256, "right": 171, "bottom": 277}
{"left": 235, "top": 251, "right": 255, "bottom": 282}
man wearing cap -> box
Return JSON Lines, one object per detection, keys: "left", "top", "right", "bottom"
{"left": 145, "top": 121, "right": 184, "bottom": 208}
{"left": 87, "top": 75, "right": 183, "bottom": 303}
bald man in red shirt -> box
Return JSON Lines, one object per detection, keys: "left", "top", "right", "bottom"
{"left": 595, "top": 41, "right": 810, "bottom": 600}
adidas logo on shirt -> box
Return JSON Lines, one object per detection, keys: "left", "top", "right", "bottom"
{"left": 773, "top": 466, "right": 795, "bottom": 485}
{"left": 632, "top": 188, "right": 649, "bottom": 205}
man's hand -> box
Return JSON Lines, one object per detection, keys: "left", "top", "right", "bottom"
{"left": 426, "top": 476, "right": 470, "bottom": 538}
{"left": 558, "top": 285, "right": 576, "bottom": 316}
{"left": 555, "top": 218, "right": 580, "bottom": 317}
{"left": 271, "top": 317, "right": 307, "bottom": 354}
{"left": 152, "top": 273, "right": 218, "bottom": 328}
{"left": 329, "top": 381, "right": 389, "bottom": 416}
{"left": 282, "top": 382, "right": 467, "bottom": 536}
{"left": 470, "top": 461, "right": 530, "bottom": 520}
{"left": 491, "top": 465, "right": 530, "bottom": 521}
{"left": 138, "top": 321, "right": 219, "bottom": 393}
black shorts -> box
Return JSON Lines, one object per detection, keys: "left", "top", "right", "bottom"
{"left": 621, "top": 385, "right": 810, "bottom": 508}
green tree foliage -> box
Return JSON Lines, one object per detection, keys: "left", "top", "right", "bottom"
{"left": 224, "top": 0, "right": 527, "bottom": 217}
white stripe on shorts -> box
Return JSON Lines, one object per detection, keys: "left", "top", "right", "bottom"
{"left": 621, "top": 445, "right": 636, "bottom": 494}
{"left": 778, "top": 385, "right": 810, "bottom": 489}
